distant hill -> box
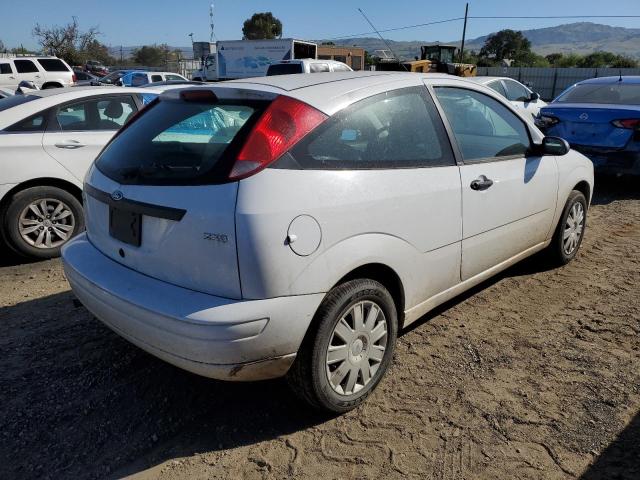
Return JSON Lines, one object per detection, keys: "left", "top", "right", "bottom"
{"left": 323, "top": 22, "right": 640, "bottom": 59}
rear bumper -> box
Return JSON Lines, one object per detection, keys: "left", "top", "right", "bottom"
{"left": 61, "top": 234, "right": 325, "bottom": 380}
{"left": 572, "top": 145, "right": 640, "bottom": 175}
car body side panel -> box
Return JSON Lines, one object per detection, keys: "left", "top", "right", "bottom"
{"left": 236, "top": 168, "right": 462, "bottom": 308}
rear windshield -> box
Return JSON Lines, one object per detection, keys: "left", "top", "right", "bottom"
{"left": 556, "top": 83, "right": 640, "bottom": 105}
{"left": 267, "top": 64, "right": 303, "bottom": 76}
{"left": 95, "top": 98, "right": 264, "bottom": 185}
{"left": 37, "top": 59, "right": 70, "bottom": 72}
{"left": 0, "top": 94, "right": 38, "bottom": 113}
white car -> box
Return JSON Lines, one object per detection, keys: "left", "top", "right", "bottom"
{"left": 0, "top": 86, "right": 166, "bottom": 258}
{"left": 267, "top": 59, "right": 352, "bottom": 75}
{"left": 468, "top": 76, "right": 547, "bottom": 119}
{"left": 120, "top": 71, "right": 188, "bottom": 87}
{"left": 62, "top": 72, "right": 593, "bottom": 412}
{"left": 0, "top": 56, "right": 76, "bottom": 90}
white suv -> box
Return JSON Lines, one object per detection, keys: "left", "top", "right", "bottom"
{"left": 0, "top": 56, "right": 76, "bottom": 90}
{"left": 62, "top": 73, "right": 593, "bottom": 412}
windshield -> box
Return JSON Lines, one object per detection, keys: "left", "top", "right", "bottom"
{"left": 267, "top": 64, "right": 303, "bottom": 76}
{"left": 556, "top": 83, "right": 640, "bottom": 105}
{"left": 0, "top": 94, "right": 38, "bottom": 113}
{"left": 95, "top": 98, "right": 265, "bottom": 185}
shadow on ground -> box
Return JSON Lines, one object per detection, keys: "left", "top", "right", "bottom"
{"left": 0, "top": 173, "right": 638, "bottom": 479}
{"left": 581, "top": 411, "right": 640, "bottom": 480}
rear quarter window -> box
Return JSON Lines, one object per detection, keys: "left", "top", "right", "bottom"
{"left": 0, "top": 63, "right": 13, "bottom": 74}
{"left": 14, "top": 60, "right": 39, "bottom": 73}
{"left": 37, "top": 59, "right": 71, "bottom": 72}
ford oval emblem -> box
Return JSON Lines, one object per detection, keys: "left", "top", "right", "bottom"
{"left": 579, "top": 113, "right": 589, "bottom": 120}
{"left": 111, "top": 190, "right": 124, "bottom": 201}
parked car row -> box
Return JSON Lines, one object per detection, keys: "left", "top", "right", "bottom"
{"left": 26, "top": 71, "right": 590, "bottom": 413}
{"left": 0, "top": 56, "right": 76, "bottom": 90}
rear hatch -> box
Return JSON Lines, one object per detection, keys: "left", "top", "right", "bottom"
{"left": 542, "top": 103, "right": 639, "bottom": 149}
{"left": 84, "top": 87, "right": 274, "bottom": 299}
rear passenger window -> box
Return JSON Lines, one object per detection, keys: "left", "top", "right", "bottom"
{"left": 487, "top": 81, "right": 506, "bottom": 97}
{"left": 0, "top": 63, "right": 13, "bottom": 74}
{"left": 434, "top": 87, "right": 531, "bottom": 161}
{"left": 310, "top": 63, "right": 330, "bottom": 73}
{"left": 151, "top": 74, "right": 163, "bottom": 82}
{"left": 37, "top": 59, "right": 70, "bottom": 72}
{"left": 290, "top": 87, "right": 455, "bottom": 169}
{"left": 14, "top": 60, "right": 39, "bottom": 73}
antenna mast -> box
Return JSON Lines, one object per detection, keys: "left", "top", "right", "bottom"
{"left": 209, "top": 3, "right": 217, "bottom": 42}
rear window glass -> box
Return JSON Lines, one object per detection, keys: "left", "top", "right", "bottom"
{"left": 267, "top": 64, "right": 303, "bottom": 76}
{"left": 96, "top": 99, "right": 264, "bottom": 185}
{"left": 557, "top": 83, "right": 640, "bottom": 105}
{"left": 37, "top": 59, "right": 70, "bottom": 72}
{"left": 0, "top": 63, "right": 13, "bottom": 74}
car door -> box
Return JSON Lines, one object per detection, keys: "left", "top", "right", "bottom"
{"left": 13, "top": 59, "right": 43, "bottom": 87}
{"left": 42, "top": 94, "right": 139, "bottom": 181}
{"left": 0, "top": 62, "right": 17, "bottom": 88}
{"left": 432, "top": 86, "right": 558, "bottom": 281}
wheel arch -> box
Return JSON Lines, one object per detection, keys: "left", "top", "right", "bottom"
{"left": 332, "top": 263, "right": 406, "bottom": 328}
{"left": 0, "top": 177, "right": 83, "bottom": 213}
{"left": 573, "top": 180, "right": 591, "bottom": 206}
{"left": 41, "top": 82, "right": 63, "bottom": 89}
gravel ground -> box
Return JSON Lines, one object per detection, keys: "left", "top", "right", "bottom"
{"left": 1, "top": 176, "right": 638, "bottom": 480}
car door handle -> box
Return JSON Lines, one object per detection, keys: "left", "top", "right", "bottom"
{"left": 55, "top": 140, "right": 86, "bottom": 149}
{"left": 470, "top": 175, "right": 494, "bottom": 191}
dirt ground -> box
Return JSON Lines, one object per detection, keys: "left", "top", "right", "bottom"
{"left": 1, "top": 177, "right": 638, "bottom": 480}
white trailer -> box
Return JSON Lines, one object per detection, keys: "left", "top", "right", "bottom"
{"left": 192, "top": 38, "right": 317, "bottom": 81}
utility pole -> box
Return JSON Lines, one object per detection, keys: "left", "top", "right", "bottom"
{"left": 120, "top": 46, "right": 123, "bottom": 64}
{"left": 459, "top": 3, "right": 469, "bottom": 63}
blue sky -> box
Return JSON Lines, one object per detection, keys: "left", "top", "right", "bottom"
{"left": 3, "top": 0, "right": 639, "bottom": 50}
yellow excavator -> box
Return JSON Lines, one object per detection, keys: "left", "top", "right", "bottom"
{"left": 375, "top": 44, "right": 477, "bottom": 77}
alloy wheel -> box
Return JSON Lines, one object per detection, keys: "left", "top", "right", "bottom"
{"left": 18, "top": 198, "right": 75, "bottom": 249}
{"left": 563, "top": 201, "right": 584, "bottom": 256}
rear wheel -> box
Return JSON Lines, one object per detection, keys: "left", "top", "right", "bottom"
{"left": 3, "top": 186, "right": 84, "bottom": 259}
{"left": 287, "top": 279, "right": 398, "bottom": 413}
{"left": 547, "top": 190, "right": 587, "bottom": 265}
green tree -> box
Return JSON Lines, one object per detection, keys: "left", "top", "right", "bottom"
{"left": 555, "top": 53, "right": 582, "bottom": 67}
{"left": 242, "top": 12, "right": 282, "bottom": 40}
{"left": 545, "top": 53, "right": 563, "bottom": 66}
{"left": 0, "top": 39, "right": 5, "bottom": 52}
{"left": 84, "top": 39, "right": 116, "bottom": 65}
{"left": 132, "top": 44, "right": 169, "bottom": 67}
{"left": 610, "top": 55, "right": 638, "bottom": 68}
{"left": 479, "top": 29, "right": 532, "bottom": 62}
{"left": 32, "top": 17, "right": 100, "bottom": 65}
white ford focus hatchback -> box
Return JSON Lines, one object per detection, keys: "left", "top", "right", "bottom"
{"left": 62, "top": 72, "right": 593, "bottom": 412}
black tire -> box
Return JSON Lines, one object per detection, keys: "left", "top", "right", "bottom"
{"left": 287, "top": 279, "right": 398, "bottom": 413}
{"left": 3, "top": 186, "right": 84, "bottom": 259}
{"left": 41, "top": 83, "right": 62, "bottom": 89}
{"left": 547, "top": 190, "right": 587, "bottom": 266}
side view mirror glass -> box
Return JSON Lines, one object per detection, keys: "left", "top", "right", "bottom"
{"left": 542, "top": 136, "right": 570, "bottom": 156}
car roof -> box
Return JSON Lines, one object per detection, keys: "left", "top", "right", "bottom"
{"left": 578, "top": 76, "right": 640, "bottom": 85}
{"left": 227, "top": 71, "right": 453, "bottom": 92}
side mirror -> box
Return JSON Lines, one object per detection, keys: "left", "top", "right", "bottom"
{"left": 541, "top": 136, "right": 570, "bottom": 156}
{"left": 529, "top": 91, "right": 540, "bottom": 102}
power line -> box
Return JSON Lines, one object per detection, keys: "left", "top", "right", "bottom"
{"left": 325, "top": 14, "right": 640, "bottom": 41}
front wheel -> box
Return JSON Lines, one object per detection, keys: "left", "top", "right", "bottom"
{"left": 547, "top": 190, "right": 587, "bottom": 265}
{"left": 287, "top": 279, "right": 398, "bottom": 413}
{"left": 3, "top": 186, "right": 84, "bottom": 259}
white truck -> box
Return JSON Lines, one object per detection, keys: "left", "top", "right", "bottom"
{"left": 191, "top": 38, "right": 317, "bottom": 81}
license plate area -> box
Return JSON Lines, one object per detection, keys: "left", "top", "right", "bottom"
{"left": 109, "top": 206, "right": 141, "bottom": 246}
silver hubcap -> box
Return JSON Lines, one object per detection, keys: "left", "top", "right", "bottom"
{"left": 325, "top": 300, "right": 388, "bottom": 396}
{"left": 18, "top": 198, "right": 75, "bottom": 249}
{"left": 563, "top": 201, "right": 584, "bottom": 256}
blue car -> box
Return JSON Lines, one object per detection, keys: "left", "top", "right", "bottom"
{"left": 537, "top": 76, "right": 640, "bottom": 175}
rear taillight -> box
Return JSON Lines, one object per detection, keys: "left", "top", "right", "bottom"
{"left": 229, "top": 95, "right": 327, "bottom": 180}
{"left": 72, "top": 73, "right": 77, "bottom": 83}
{"left": 611, "top": 119, "right": 640, "bottom": 129}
